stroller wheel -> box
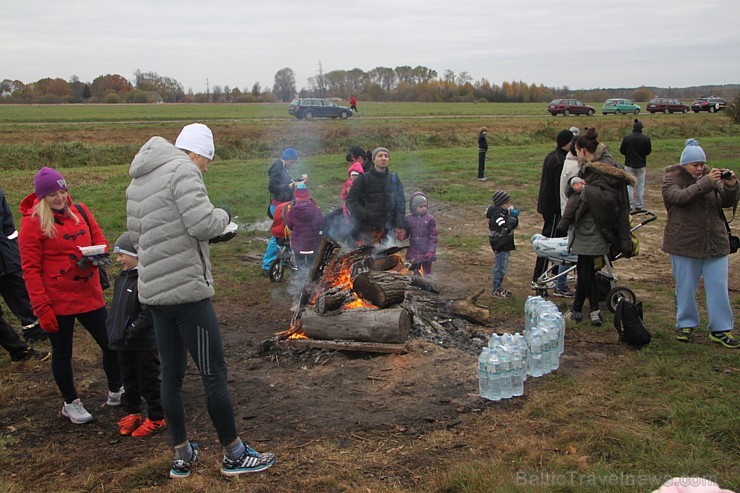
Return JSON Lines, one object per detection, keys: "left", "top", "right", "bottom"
{"left": 269, "top": 259, "right": 284, "bottom": 283}
{"left": 606, "top": 286, "right": 636, "bottom": 313}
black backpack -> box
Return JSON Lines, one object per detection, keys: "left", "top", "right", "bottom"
{"left": 614, "top": 298, "right": 650, "bottom": 348}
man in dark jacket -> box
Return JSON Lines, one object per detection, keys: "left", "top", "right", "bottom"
{"left": 0, "top": 186, "right": 44, "bottom": 342}
{"left": 346, "top": 147, "right": 406, "bottom": 245}
{"left": 620, "top": 120, "right": 652, "bottom": 212}
{"left": 264, "top": 148, "right": 300, "bottom": 275}
{"left": 532, "top": 130, "right": 573, "bottom": 296}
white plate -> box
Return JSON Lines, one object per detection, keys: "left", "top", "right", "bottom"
{"left": 78, "top": 245, "right": 107, "bottom": 256}
{"left": 222, "top": 222, "right": 238, "bottom": 234}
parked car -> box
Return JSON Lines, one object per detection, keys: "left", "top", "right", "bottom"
{"left": 646, "top": 97, "right": 689, "bottom": 114}
{"left": 602, "top": 98, "right": 641, "bottom": 115}
{"left": 547, "top": 98, "right": 595, "bottom": 116}
{"left": 691, "top": 97, "right": 727, "bottom": 113}
{"left": 288, "top": 98, "right": 352, "bottom": 120}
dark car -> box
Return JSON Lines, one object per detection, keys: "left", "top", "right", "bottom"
{"left": 646, "top": 97, "right": 689, "bottom": 114}
{"left": 691, "top": 97, "right": 727, "bottom": 113}
{"left": 288, "top": 98, "right": 352, "bottom": 120}
{"left": 547, "top": 98, "right": 595, "bottom": 116}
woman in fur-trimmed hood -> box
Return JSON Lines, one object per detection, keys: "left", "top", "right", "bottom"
{"left": 558, "top": 128, "right": 635, "bottom": 325}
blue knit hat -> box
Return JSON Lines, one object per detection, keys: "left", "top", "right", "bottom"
{"left": 680, "top": 138, "right": 706, "bottom": 165}
{"left": 282, "top": 148, "right": 298, "bottom": 161}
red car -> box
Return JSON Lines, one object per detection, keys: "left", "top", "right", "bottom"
{"left": 646, "top": 97, "right": 689, "bottom": 114}
{"left": 547, "top": 98, "right": 595, "bottom": 116}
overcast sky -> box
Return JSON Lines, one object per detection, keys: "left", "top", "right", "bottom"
{"left": 2, "top": 0, "right": 739, "bottom": 93}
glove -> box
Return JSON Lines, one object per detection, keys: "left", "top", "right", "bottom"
{"left": 510, "top": 208, "right": 520, "bottom": 218}
{"left": 217, "top": 206, "right": 232, "bottom": 223}
{"left": 89, "top": 253, "right": 111, "bottom": 267}
{"left": 209, "top": 231, "right": 237, "bottom": 244}
{"left": 37, "top": 306, "right": 59, "bottom": 334}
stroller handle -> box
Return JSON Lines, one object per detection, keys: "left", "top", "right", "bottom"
{"left": 630, "top": 210, "right": 657, "bottom": 232}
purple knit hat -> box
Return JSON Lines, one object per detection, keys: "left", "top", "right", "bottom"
{"left": 34, "top": 167, "right": 67, "bottom": 199}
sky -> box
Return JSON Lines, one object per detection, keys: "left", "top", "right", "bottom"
{"left": 2, "top": 0, "right": 739, "bottom": 94}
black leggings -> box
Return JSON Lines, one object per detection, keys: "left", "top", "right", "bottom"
{"left": 573, "top": 255, "right": 599, "bottom": 313}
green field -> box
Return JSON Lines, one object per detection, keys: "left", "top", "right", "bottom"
{"left": 0, "top": 104, "right": 738, "bottom": 493}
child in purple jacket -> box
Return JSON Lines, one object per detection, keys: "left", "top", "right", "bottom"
{"left": 285, "top": 182, "right": 324, "bottom": 272}
{"left": 398, "top": 192, "right": 438, "bottom": 277}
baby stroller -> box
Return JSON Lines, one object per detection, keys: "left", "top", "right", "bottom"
{"left": 268, "top": 238, "right": 298, "bottom": 282}
{"left": 530, "top": 210, "right": 657, "bottom": 312}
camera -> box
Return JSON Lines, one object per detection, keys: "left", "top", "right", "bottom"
{"left": 720, "top": 169, "right": 733, "bottom": 180}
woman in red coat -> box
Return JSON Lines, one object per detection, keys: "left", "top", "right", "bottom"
{"left": 18, "top": 167, "right": 121, "bottom": 424}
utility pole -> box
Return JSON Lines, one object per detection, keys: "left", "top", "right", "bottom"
{"left": 317, "top": 61, "right": 325, "bottom": 98}
{"left": 206, "top": 78, "right": 210, "bottom": 101}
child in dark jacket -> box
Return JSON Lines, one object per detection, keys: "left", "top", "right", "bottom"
{"left": 398, "top": 192, "right": 437, "bottom": 277}
{"left": 106, "top": 232, "right": 165, "bottom": 437}
{"left": 285, "top": 183, "right": 324, "bottom": 272}
{"left": 487, "top": 191, "right": 519, "bottom": 299}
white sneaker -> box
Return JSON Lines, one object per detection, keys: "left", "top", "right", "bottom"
{"left": 106, "top": 387, "right": 124, "bottom": 407}
{"left": 61, "top": 399, "right": 93, "bottom": 424}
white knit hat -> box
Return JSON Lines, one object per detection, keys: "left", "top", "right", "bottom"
{"left": 175, "top": 123, "right": 215, "bottom": 159}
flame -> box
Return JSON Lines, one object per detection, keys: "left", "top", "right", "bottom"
{"left": 283, "top": 320, "right": 307, "bottom": 339}
{"left": 342, "top": 298, "right": 375, "bottom": 310}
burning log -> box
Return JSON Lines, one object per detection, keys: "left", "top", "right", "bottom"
{"left": 315, "top": 287, "right": 352, "bottom": 315}
{"left": 300, "top": 307, "right": 411, "bottom": 343}
{"left": 352, "top": 271, "right": 407, "bottom": 308}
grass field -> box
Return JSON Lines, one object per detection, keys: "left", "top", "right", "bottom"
{"left": 0, "top": 103, "right": 738, "bottom": 493}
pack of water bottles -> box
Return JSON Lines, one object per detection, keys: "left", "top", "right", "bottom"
{"left": 478, "top": 296, "right": 565, "bottom": 401}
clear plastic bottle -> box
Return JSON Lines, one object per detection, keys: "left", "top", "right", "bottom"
{"left": 510, "top": 350, "right": 524, "bottom": 396}
{"left": 499, "top": 347, "right": 513, "bottom": 399}
{"left": 487, "top": 333, "right": 502, "bottom": 349}
{"left": 515, "top": 333, "right": 529, "bottom": 381}
{"left": 528, "top": 328, "right": 543, "bottom": 378}
{"left": 478, "top": 347, "right": 490, "bottom": 399}
{"left": 487, "top": 349, "right": 502, "bottom": 401}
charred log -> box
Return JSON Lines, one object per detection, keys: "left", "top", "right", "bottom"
{"left": 301, "top": 307, "right": 411, "bottom": 343}
{"left": 352, "top": 271, "right": 407, "bottom": 308}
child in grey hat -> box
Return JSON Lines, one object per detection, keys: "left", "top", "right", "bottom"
{"left": 487, "top": 191, "right": 520, "bottom": 299}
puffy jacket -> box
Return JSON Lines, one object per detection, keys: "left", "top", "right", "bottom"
{"left": 270, "top": 202, "right": 292, "bottom": 239}
{"left": 346, "top": 165, "right": 405, "bottom": 233}
{"left": 486, "top": 204, "right": 518, "bottom": 252}
{"left": 268, "top": 159, "right": 294, "bottom": 204}
{"left": 106, "top": 268, "right": 156, "bottom": 351}
{"left": 403, "top": 193, "right": 438, "bottom": 262}
{"left": 0, "top": 188, "right": 21, "bottom": 276}
{"left": 286, "top": 198, "right": 324, "bottom": 254}
{"left": 662, "top": 164, "right": 738, "bottom": 258}
{"left": 18, "top": 194, "right": 107, "bottom": 316}
{"left": 126, "top": 136, "right": 229, "bottom": 305}
{"left": 620, "top": 130, "right": 652, "bottom": 169}
{"left": 341, "top": 162, "right": 364, "bottom": 221}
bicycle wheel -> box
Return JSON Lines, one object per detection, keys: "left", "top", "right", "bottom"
{"left": 269, "top": 259, "right": 284, "bottom": 283}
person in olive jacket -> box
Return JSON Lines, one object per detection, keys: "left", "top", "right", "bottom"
{"left": 662, "top": 139, "right": 738, "bottom": 349}
{"left": 620, "top": 119, "right": 652, "bottom": 212}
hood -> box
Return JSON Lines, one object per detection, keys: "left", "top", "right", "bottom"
{"left": 19, "top": 191, "right": 74, "bottom": 216}
{"left": 583, "top": 161, "right": 637, "bottom": 186}
{"left": 129, "top": 136, "right": 192, "bottom": 179}
{"left": 593, "top": 142, "right": 618, "bottom": 165}
{"left": 347, "top": 161, "right": 364, "bottom": 178}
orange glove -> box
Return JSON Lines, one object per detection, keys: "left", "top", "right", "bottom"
{"left": 37, "top": 306, "right": 59, "bottom": 334}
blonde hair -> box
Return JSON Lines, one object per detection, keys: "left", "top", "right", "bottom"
{"left": 33, "top": 199, "right": 79, "bottom": 238}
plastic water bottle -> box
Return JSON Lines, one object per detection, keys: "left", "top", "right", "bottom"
{"left": 524, "top": 296, "right": 543, "bottom": 331}
{"left": 528, "top": 328, "right": 544, "bottom": 378}
{"left": 478, "top": 347, "right": 490, "bottom": 399}
{"left": 487, "top": 333, "right": 501, "bottom": 349}
{"left": 487, "top": 349, "right": 502, "bottom": 401}
{"left": 515, "top": 333, "right": 529, "bottom": 381}
{"left": 498, "top": 347, "right": 513, "bottom": 399}
{"left": 510, "top": 350, "right": 524, "bottom": 396}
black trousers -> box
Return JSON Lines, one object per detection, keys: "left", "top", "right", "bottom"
{"left": 573, "top": 255, "right": 599, "bottom": 312}
{"left": 0, "top": 308, "right": 29, "bottom": 360}
{"left": 119, "top": 349, "right": 164, "bottom": 420}
{"left": 478, "top": 151, "right": 487, "bottom": 179}
{"left": 532, "top": 213, "right": 566, "bottom": 282}
{"left": 0, "top": 271, "right": 36, "bottom": 326}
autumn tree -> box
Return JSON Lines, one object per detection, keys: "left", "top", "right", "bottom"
{"left": 273, "top": 67, "right": 296, "bottom": 102}
{"left": 90, "top": 74, "right": 132, "bottom": 98}
{"left": 632, "top": 87, "right": 652, "bottom": 102}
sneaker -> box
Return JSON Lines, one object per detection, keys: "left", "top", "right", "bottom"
{"left": 117, "top": 413, "right": 142, "bottom": 436}
{"left": 565, "top": 310, "right": 583, "bottom": 323}
{"left": 676, "top": 327, "right": 694, "bottom": 342}
{"left": 589, "top": 309, "right": 603, "bottom": 327}
{"left": 107, "top": 386, "right": 124, "bottom": 407}
{"left": 132, "top": 417, "right": 166, "bottom": 438}
{"left": 221, "top": 445, "right": 276, "bottom": 477}
{"left": 708, "top": 331, "right": 740, "bottom": 349}
{"left": 170, "top": 443, "right": 199, "bottom": 479}
{"left": 61, "top": 399, "right": 93, "bottom": 424}
{"left": 531, "top": 281, "right": 555, "bottom": 290}
{"left": 553, "top": 287, "right": 575, "bottom": 298}
{"left": 11, "top": 348, "right": 50, "bottom": 362}
{"left": 477, "top": 177, "right": 487, "bottom": 181}
{"left": 22, "top": 321, "right": 47, "bottom": 343}
{"left": 492, "top": 289, "right": 513, "bottom": 299}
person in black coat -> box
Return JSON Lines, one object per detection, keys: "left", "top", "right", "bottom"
{"left": 0, "top": 186, "right": 44, "bottom": 342}
{"left": 532, "top": 130, "right": 574, "bottom": 296}
{"left": 477, "top": 127, "right": 489, "bottom": 181}
{"left": 106, "top": 232, "right": 164, "bottom": 437}
{"left": 346, "top": 147, "right": 406, "bottom": 245}
{"left": 620, "top": 119, "right": 652, "bottom": 211}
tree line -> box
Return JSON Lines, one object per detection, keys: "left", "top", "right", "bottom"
{"left": 2, "top": 66, "right": 738, "bottom": 105}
